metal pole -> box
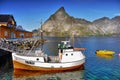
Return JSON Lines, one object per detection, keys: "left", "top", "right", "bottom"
{"left": 0, "top": 24, "right": 1, "bottom": 38}
{"left": 40, "top": 20, "right": 44, "bottom": 51}
{"left": 72, "top": 32, "right": 74, "bottom": 47}
{"left": 40, "top": 20, "right": 43, "bottom": 40}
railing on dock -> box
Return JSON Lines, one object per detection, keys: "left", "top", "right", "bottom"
{"left": 0, "top": 38, "right": 25, "bottom": 54}
{"left": 0, "top": 38, "right": 43, "bottom": 55}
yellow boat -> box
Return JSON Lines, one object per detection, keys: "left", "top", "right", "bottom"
{"left": 96, "top": 54, "right": 114, "bottom": 59}
{"left": 96, "top": 50, "right": 115, "bottom": 55}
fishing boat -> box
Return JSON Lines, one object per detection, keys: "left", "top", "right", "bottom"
{"left": 12, "top": 40, "right": 85, "bottom": 72}
{"left": 96, "top": 50, "right": 115, "bottom": 55}
{"left": 12, "top": 20, "right": 86, "bottom": 72}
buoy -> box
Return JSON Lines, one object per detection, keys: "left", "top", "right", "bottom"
{"left": 118, "top": 53, "right": 120, "bottom": 57}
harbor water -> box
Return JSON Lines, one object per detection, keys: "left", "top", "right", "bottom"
{"left": 0, "top": 37, "right": 120, "bottom": 80}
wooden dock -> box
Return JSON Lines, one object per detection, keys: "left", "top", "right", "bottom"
{"left": 0, "top": 38, "right": 44, "bottom": 55}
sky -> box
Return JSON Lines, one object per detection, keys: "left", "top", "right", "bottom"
{"left": 0, "top": 0, "right": 120, "bottom": 31}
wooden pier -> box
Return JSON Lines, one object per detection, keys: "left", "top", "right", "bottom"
{"left": 0, "top": 38, "right": 44, "bottom": 55}
{"left": 0, "top": 38, "right": 44, "bottom": 72}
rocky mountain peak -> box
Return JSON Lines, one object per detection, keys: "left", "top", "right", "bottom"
{"left": 52, "top": 7, "right": 69, "bottom": 21}
{"left": 111, "top": 16, "right": 120, "bottom": 21}
{"left": 40, "top": 7, "right": 120, "bottom": 37}
{"left": 57, "top": 6, "right": 65, "bottom": 13}
{"left": 93, "top": 17, "right": 110, "bottom": 23}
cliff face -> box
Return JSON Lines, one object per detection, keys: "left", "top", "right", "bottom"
{"left": 41, "top": 7, "right": 120, "bottom": 36}
{"left": 90, "top": 16, "right": 120, "bottom": 36}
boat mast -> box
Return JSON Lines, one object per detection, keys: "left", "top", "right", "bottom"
{"left": 40, "top": 20, "right": 43, "bottom": 40}
{"left": 40, "top": 19, "right": 44, "bottom": 50}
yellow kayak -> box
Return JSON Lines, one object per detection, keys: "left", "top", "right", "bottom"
{"left": 96, "top": 50, "right": 115, "bottom": 55}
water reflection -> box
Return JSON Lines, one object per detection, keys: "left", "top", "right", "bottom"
{"left": 2, "top": 37, "right": 120, "bottom": 79}
{"left": 14, "top": 69, "right": 85, "bottom": 80}
{"left": 0, "top": 70, "right": 13, "bottom": 80}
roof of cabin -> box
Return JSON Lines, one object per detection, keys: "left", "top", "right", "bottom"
{"left": 0, "top": 14, "right": 32, "bottom": 33}
{"left": 0, "top": 14, "right": 16, "bottom": 23}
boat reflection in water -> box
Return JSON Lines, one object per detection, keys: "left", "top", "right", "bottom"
{"left": 14, "top": 69, "right": 85, "bottom": 80}
{"left": 96, "top": 54, "right": 114, "bottom": 59}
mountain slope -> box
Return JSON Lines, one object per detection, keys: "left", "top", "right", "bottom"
{"left": 42, "top": 7, "right": 92, "bottom": 36}
{"left": 37, "top": 7, "right": 120, "bottom": 36}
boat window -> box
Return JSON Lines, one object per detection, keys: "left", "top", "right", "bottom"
{"left": 60, "top": 66, "right": 62, "bottom": 68}
{"left": 51, "top": 66, "right": 54, "bottom": 68}
{"left": 60, "top": 49, "right": 63, "bottom": 53}
{"left": 66, "top": 54, "right": 68, "bottom": 56}
{"left": 71, "top": 53, "right": 73, "bottom": 56}
{"left": 25, "top": 60, "right": 34, "bottom": 65}
{"left": 36, "top": 58, "right": 39, "bottom": 61}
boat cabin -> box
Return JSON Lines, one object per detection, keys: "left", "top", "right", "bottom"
{"left": 58, "top": 41, "right": 84, "bottom": 63}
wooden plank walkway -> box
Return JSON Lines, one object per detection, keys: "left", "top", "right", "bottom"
{"left": 0, "top": 39, "right": 26, "bottom": 54}
{"left": 0, "top": 38, "right": 42, "bottom": 55}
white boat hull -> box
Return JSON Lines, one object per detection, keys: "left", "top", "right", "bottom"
{"left": 12, "top": 53, "right": 85, "bottom": 72}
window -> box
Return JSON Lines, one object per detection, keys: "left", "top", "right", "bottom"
{"left": 60, "top": 66, "right": 62, "bottom": 68}
{"left": 20, "top": 33, "right": 24, "bottom": 38}
{"left": 26, "top": 33, "right": 28, "bottom": 37}
{"left": 60, "top": 49, "right": 63, "bottom": 53}
{"left": 25, "top": 60, "right": 34, "bottom": 64}
{"left": 11, "top": 20, "right": 15, "bottom": 25}
{"left": 36, "top": 58, "right": 39, "bottom": 61}
{"left": 71, "top": 53, "right": 73, "bottom": 56}
{"left": 4, "top": 31, "right": 8, "bottom": 36}
{"left": 66, "top": 54, "right": 68, "bottom": 56}
{"left": 51, "top": 66, "right": 54, "bottom": 68}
